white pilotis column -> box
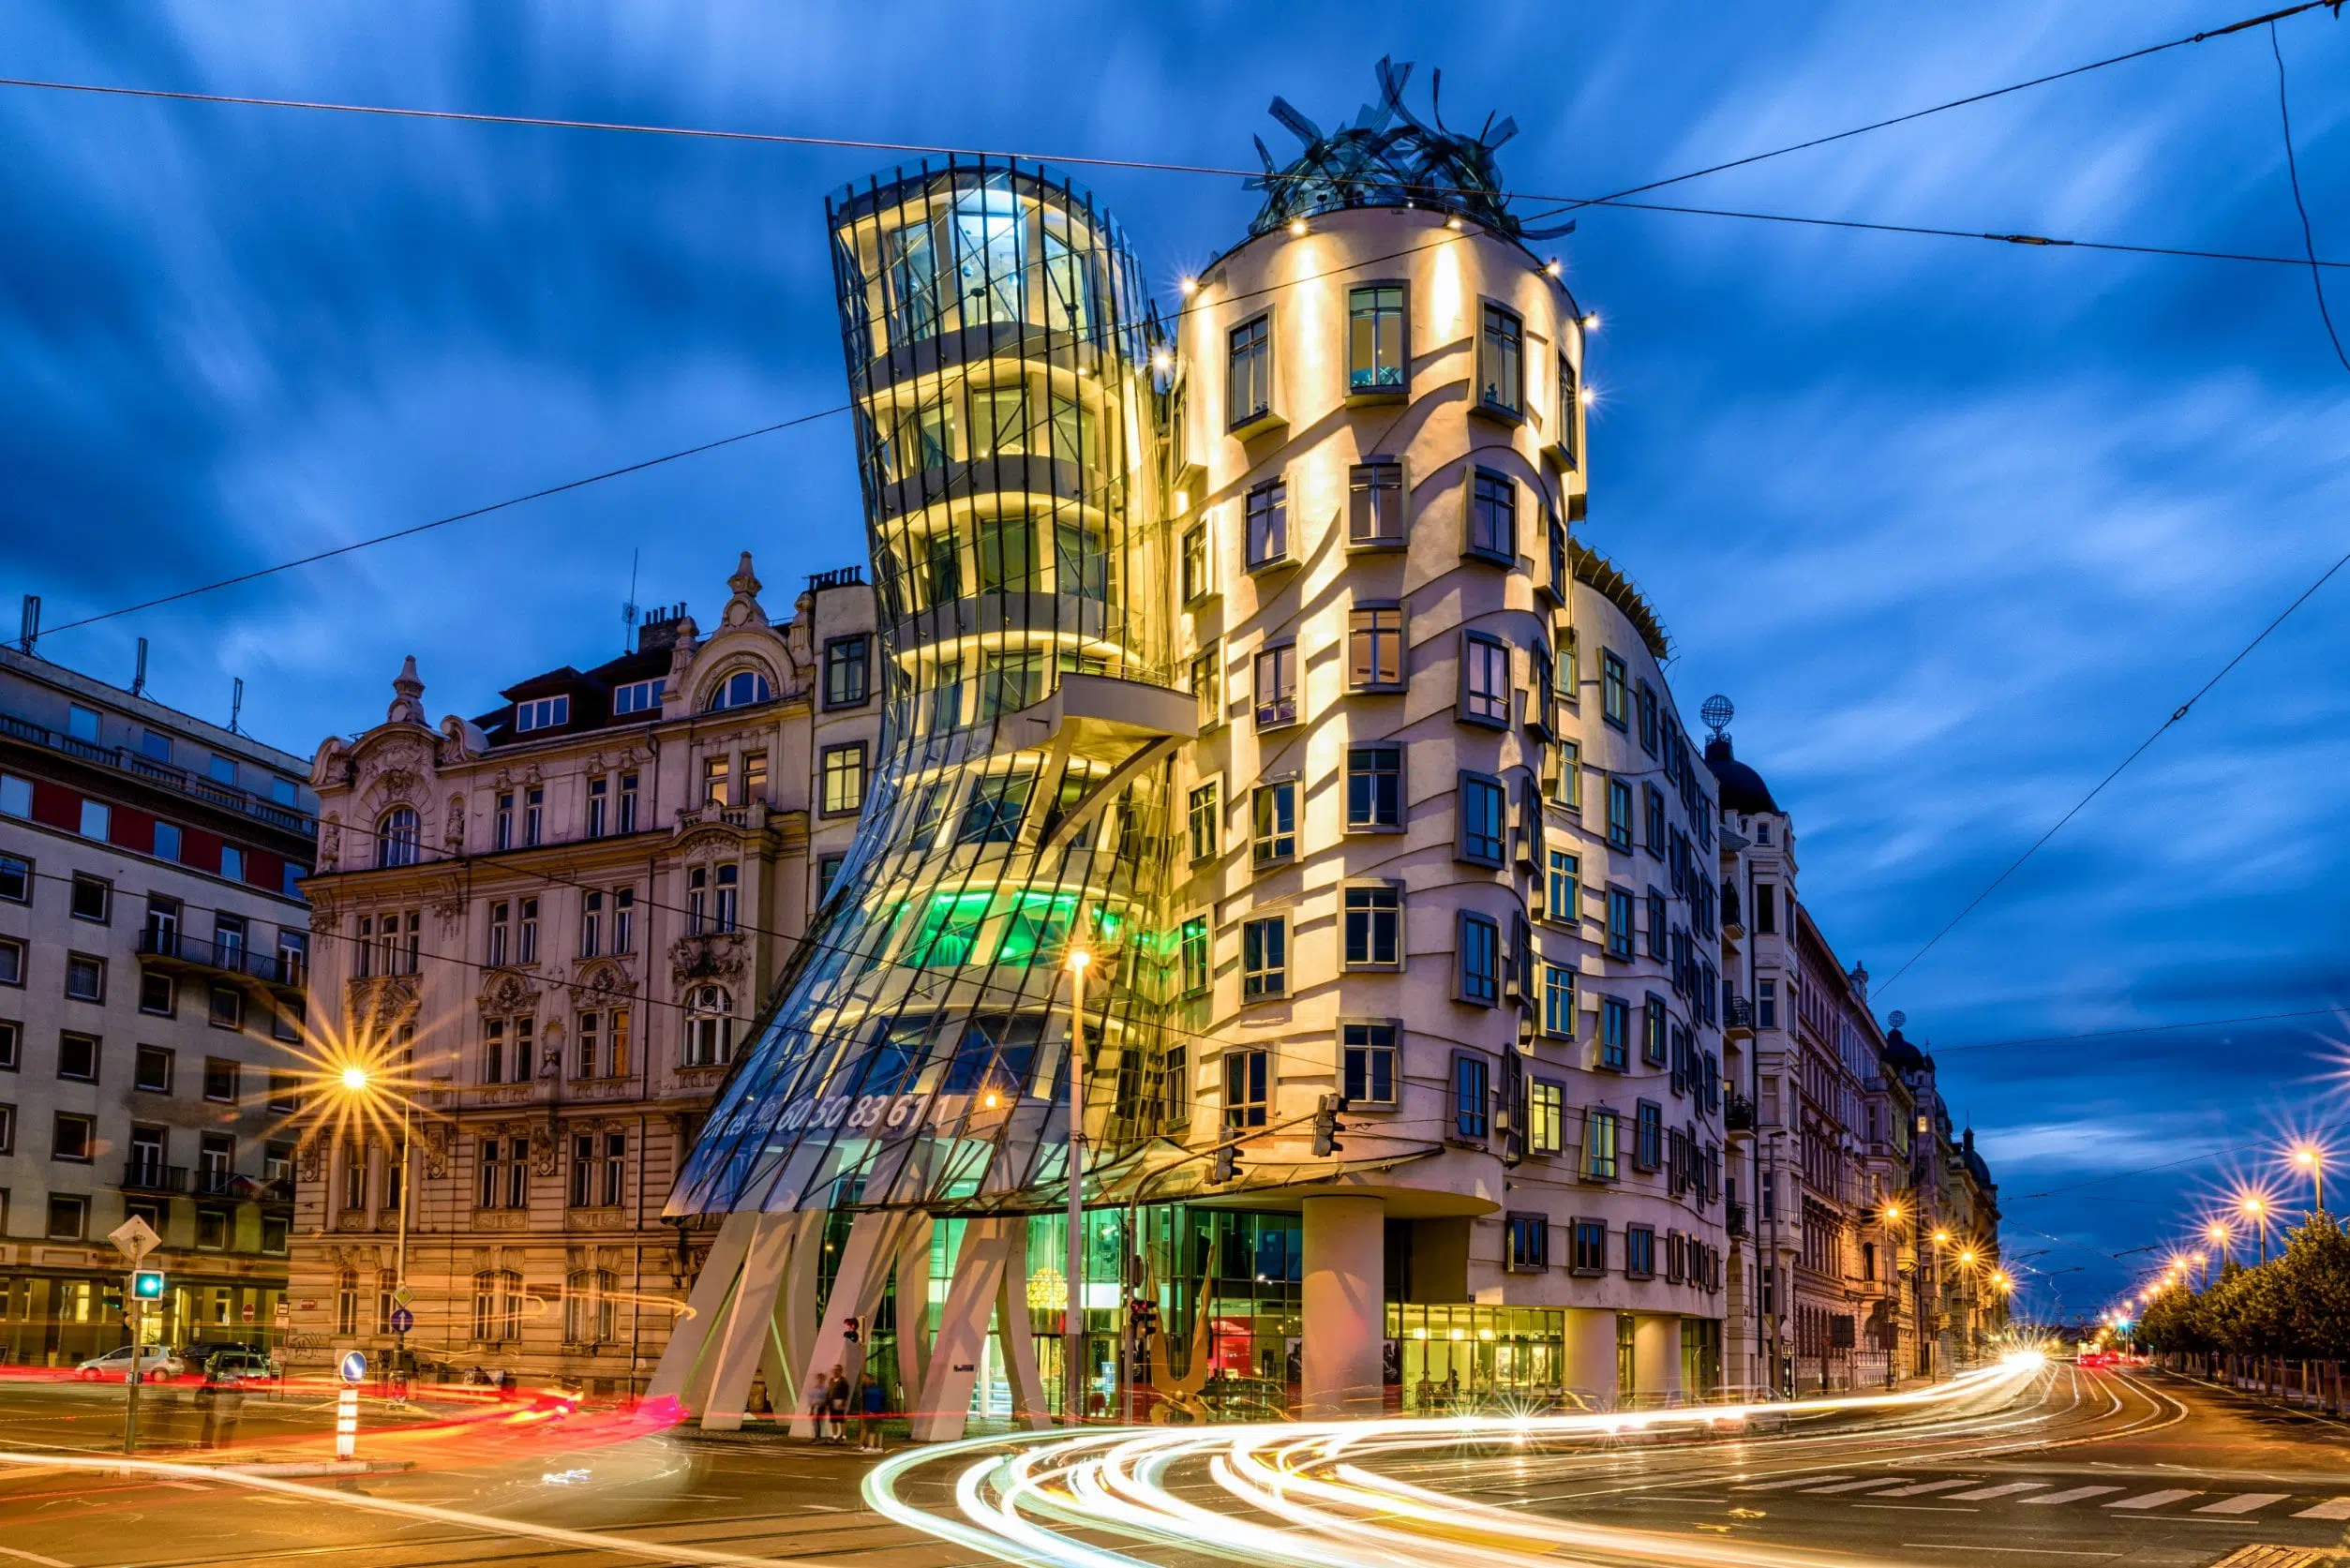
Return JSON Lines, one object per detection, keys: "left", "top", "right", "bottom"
{"left": 1300, "top": 1196, "right": 1385, "bottom": 1420}
{"left": 699, "top": 1215, "right": 801, "bottom": 1430}
{"left": 788, "top": 1211, "right": 900, "bottom": 1438}
{"left": 1633, "top": 1314, "right": 1684, "bottom": 1405}
{"left": 645, "top": 1211, "right": 757, "bottom": 1407}
{"left": 910, "top": 1216, "right": 1051, "bottom": 1442}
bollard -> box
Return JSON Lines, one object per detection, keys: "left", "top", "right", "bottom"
{"left": 336, "top": 1386, "right": 358, "bottom": 1460}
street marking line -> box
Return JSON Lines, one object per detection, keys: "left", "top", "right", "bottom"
{"left": 2197, "top": 1493, "right": 2290, "bottom": 1515}
{"left": 1734, "top": 1474, "right": 1852, "bottom": 1491}
{"left": 0, "top": 1548, "right": 72, "bottom": 1568}
{"left": 1872, "top": 1478, "right": 1982, "bottom": 1497}
{"left": 2104, "top": 1489, "right": 2202, "bottom": 1510}
{"left": 1807, "top": 1478, "right": 1909, "bottom": 1493}
{"left": 1898, "top": 1544, "right": 2119, "bottom": 1558}
{"left": 2023, "top": 1486, "right": 2123, "bottom": 1505}
{"left": 1949, "top": 1482, "right": 2053, "bottom": 1501}
{"left": 2294, "top": 1497, "right": 2350, "bottom": 1519}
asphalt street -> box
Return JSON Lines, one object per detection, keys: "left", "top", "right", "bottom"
{"left": 0, "top": 1362, "right": 2340, "bottom": 1567}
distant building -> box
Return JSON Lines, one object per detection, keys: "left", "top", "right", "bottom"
{"left": 283, "top": 557, "right": 877, "bottom": 1391}
{"left": 0, "top": 642, "right": 317, "bottom": 1365}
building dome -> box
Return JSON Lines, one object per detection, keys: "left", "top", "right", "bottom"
{"left": 1704, "top": 735, "right": 1778, "bottom": 814}
{"left": 1880, "top": 1026, "right": 1926, "bottom": 1073}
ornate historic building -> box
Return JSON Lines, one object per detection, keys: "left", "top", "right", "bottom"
{"left": 282, "top": 558, "right": 878, "bottom": 1390}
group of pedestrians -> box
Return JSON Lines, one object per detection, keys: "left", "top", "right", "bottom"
{"left": 808, "top": 1362, "right": 890, "bottom": 1452}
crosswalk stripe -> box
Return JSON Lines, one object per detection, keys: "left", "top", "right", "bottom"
{"left": 1949, "top": 1482, "right": 2053, "bottom": 1501}
{"left": 1807, "top": 1479, "right": 1908, "bottom": 1494}
{"left": 2105, "top": 1489, "right": 2203, "bottom": 1510}
{"left": 1734, "top": 1474, "right": 1851, "bottom": 1491}
{"left": 2194, "top": 1493, "right": 2289, "bottom": 1515}
{"left": 2022, "top": 1486, "right": 2123, "bottom": 1506}
{"left": 1871, "top": 1478, "right": 1982, "bottom": 1497}
{"left": 2297, "top": 1497, "right": 2350, "bottom": 1519}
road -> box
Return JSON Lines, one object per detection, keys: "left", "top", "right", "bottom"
{"left": 0, "top": 1358, "right": 2342, "bottom": 1566}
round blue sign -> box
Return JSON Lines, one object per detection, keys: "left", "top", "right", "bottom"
{"left": 388, "top": 1307, "right": 414, "bottom": 1334}
{"left": 338, "top": 1350, "right": 367, "bottom": 1383}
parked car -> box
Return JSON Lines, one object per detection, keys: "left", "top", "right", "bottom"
{"left": 180, "top": 1338, "right": 258, "bottom": 1368}
{"left": 74, "top": 1346, "right": 186, "bottom": 1381}
{"left": 200, "top": 1348, "right": 280, "bottom": 1384}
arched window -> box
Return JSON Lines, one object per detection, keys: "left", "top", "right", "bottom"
{"left": 564, "top": 1268, "right": 616, "bottom": 1345}
{"left": 705, "top": 669, "right": 772, "bottom": 712}
{"left": 376, "top": 806, "right": 420, "bottom": 868}
{"left": 471, "top": 1268, "right": 523, "bottom": 1344}
{"left": 334, "top": 1267, "right": 360, "bottom": 1337}
{"left": 684, "top": 987, "right": 734, "bottom": 1068}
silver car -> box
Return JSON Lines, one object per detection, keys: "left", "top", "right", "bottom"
{"left": 74, "top": 1345, "right": 186, "bottom": 1381}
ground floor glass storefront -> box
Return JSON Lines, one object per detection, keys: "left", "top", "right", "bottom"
{"left": 1389, "top": 1303, "right": 1569, "bottom": 1411}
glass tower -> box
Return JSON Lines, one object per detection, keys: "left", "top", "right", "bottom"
{"left": 669, "top": 158, "right": 1175, "bottom": 1223}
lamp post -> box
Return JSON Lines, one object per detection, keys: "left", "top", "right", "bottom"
{"left": 1879, "top": 1200, "right": 1906, "bottom": 1390}
{"left": 2206, "top": 1220, "right": 2232, "bottom": 1279}
{"left": 2296, "top": 1146, "right": 2326, "bottom": 1220}
{"left": 1063, "top": 943, "right": 1090, "bottom": 1426}
{"left": 339, "top": 1065, "right": 411, "bottom": 1389}
{"left": 2242, "top": 1195, "right": 2270, "bottom": 1264}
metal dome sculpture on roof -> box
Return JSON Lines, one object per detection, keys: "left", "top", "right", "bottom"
{"left": 1247, "top": 57, "right": 1578, "bottom": 240}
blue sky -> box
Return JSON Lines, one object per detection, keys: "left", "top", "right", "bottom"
{"left": 4, "top": 1, "right": 2346, "bottom": 1319}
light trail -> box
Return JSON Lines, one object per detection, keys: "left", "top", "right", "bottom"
{"left": 866, "top": 1353, "right": 2050, "bottom": 1568}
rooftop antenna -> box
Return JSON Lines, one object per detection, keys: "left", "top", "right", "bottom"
{"left": 229, "top": 676, "right": 245, "bottom": 736}
{"left": 1699, "top": 693, "right": 1734, "bottom": 740}
{"left": 131, "top": 636, "right": 148, "bottom": 697}
{"left": 16, "top": 594, "right": 37, "bottom": 656}
{"left": 622, "top": 547, "right": 640, "bottom": 653}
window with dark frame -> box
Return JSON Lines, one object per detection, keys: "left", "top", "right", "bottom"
{"left": 1349, "top": 605, "right": 1403, "bottom": 690}
{"left": 1506, "top": 1213, "right": 1549, "bottom": 1272}
{"left": 1458, "top": 773, "right": 1506, "bottom": 866}
{"left": 823, "top": 635, "right": 872, "bottom": 709}
{"left": 1457, "top": 913, "right": 1500, "bottom": 1006}
{"left": 1346, "top": 744, "right": 1401, "bottom": 830}
{"left": 68, "top": 874, "right": 110, "bottom": 924}
{"left": 1222, "top": 1047, "right": 1268, "bottom": 1128}
{"left": 1460, "top": 633, "right": 1510, "bottom": 726}
{"left": 1625, "top": 1224, "right": 1656, "bottom": 1279}
{"left": 1188, "top": 779, "right": 1220, "bottom": 862}
{"left": 1342, "top": 884, "right": 1401, "bottom": 968}
{"left": 1570, "top": 1218, "right": 1607, "bottom": 1275}
{"left": 1251, "top": 781, "right": 1296, "bottom": 867}
{"left": 1181, "top": 521, "right": 1212, "bottom": 603}
{"left": 1478, "top": 303, "right": 1523, "bottom": 415}
{"left": 1607, "top": 778, "right": 1634, "bottom": 851}
{"left": 1347, "top": 284, "right": 1406, "bottom": 393}
{"left": 1599, "top": 996, "right": 1631, "bottom": 1069}
{"left": 1606, "top": 887, "right": 1634, "bottom": 961}
{"left": 1252, "top": 643, "right": 1297, "bottom": 728}
{"left": 1341, "top": 1022, "right": 1397, "bottom": 1106}
{"left": 1240, "top": 918, "right": 1287, "bottom": 1001}
{"left": 1227, "top": 313, "right": 1271, "bottom": 426}
{"left": 1468, "top": 469, "right": 1517, "bottom": 561}
{"left": 821, "top": 742, "right": 869, "bottom": 816}
{"left": 1245, "top": 479, "right": 1290, "bottom": 569}
{"left": 1453, "top": 1053, "right": 1490, "bottom": 1139}
{"left": 1348, "top": 460, "right": 1404, "bottom": 546}
{"left": 1601, "top": 650, "right": 1628, "bottom": 728}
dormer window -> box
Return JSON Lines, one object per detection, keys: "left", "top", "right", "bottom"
{"left": 515, "top": 695, "right": 569, "bottom": 733}
{"left": 706, "top": 670, "right": 772, "bottom": 712}
{"left": 612, "top": 679, "right": 665, "bottom": 717}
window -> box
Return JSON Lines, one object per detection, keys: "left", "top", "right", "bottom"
{"left": 1347, "top": 284, "right": 1406, "bottom": 393}
{"left": 587, "top": 776, "right": 608, "bottom": 838}
{"left": 1546, "top": 850, "right": 1579, "bottom": 926}
{"left": 1457, "top": 913, "right": 1500, "bottom": 1006}
{"left": 957, "top": 774, "right": 1030, "bottom": 845}
{"left": 577, "top": 889, "right": 604, "bottom": 958}
{"left": 47, "top": 1195, "right": 87, "bottom": 1239}
{"left": 1180, "top": 521, "right": 1212, "bottom": 604}
{"left": 1551, "top": 738, "right": 1583, "bottom": 814}
{"left": 816, "top": 855, "right": 845, "bottom": 901}
{"left": 1625, "top": 1224, "right": 1656, "bottom": 1279}
{"left": 1635, "top": 1101, "right": 1665, "bottom": 1171}
{"left": 1601, "top": 650, "right": 1628, "bottom": 728}
{"left": 1342, "top": 884, "right": 1401, "bottom": 969}
{"left": 618, "top": 772, "right": 639, "bottom": 833}
{"left": 266, "top": 1072, "right": 298, "bottom": 1114}
{"left": 1222, "top": 1047, "right": 1268, "bottom": 1130}
{"left": 1505, "top": 1213, "right": 1549, "bottom": 1272}
{"left": 1530, "top": 1081, "right": 1564, "bottom": 1155}
{"left": 486, "top": 901, "right": 511, "bottom": 966}
{"left": 1754, "top": 883, "right": 1777, "bottom": 934}
{"left": 614, "top": 888, "right": 635, "bottom": 953}
{"left": 0, "top": 855, "right": 27, "bottom": 906}
{"left": 1644, "top": 785, "right": 1667, "bottom": 857}
{"left": 611, "top": 678, "right": 665, "bottom": 717}
{"left": 473, "top": 1268, "right": 524, "bottom": 1343}
{"left": 126, "top": 1045, "right": 171, "bottom": 1094}
{"left": 1188, "top": 780, "right": 1220, "bottom": 863}
{"left": 1245, "top": 480, "right": 1290, "bottom": 569}
{"left": 1192, "top": 642, "right": 1223, "bottom": 732}
{"left": 1178, "top": 916, "right": 1211, "bottom": 996}
{"left": 1348, "top": 605, "right": 1403, "bottom": 690}
{"left": 1584, "top": 1108, "right": 1620, "bottom": 1180}
{"left": 1599, "top": 996, "right": 1631, "bottom": 1069}
{"left": 1636, "top": 679, "right": 1659, "bottom": 756}
{"left": 514, "top": 694, "right": 570, "bottom": 732}
{"left": 565, "top": 1267, "right": 618, "bottom": 1345}
{"left": 1240, "top": 918, "right": 1288, "bottom": 1001}
{"left": 1607, "top": 778, "right": 1634, "bottom": 851}
{"left": 1758, "top": 978, "right": 1777, "bottom": 1030}
{"left": 68, "top": 874, "right": 109, "bottom": 923}
{"left": 1648, "top": 889, "right": 1669, "bottom": 963}
{"left": 1468, "top": 469, "right": 1517, "bottom": 562}
{"left": 569, "top": 1131, "right": 627, "bottom": 1208}
{"left": 1605, "top": 888, "right": 1634, "bottom": 961}
{"left": 1453, "top": 1053, "right": 1490, "bottom": 1139}
{"left": 702, "top": 756, "right": 729, "bottom": 808}
{"left": 52, "top": 1111, "right": 95, "bottom": 1161}
{"left": 1458, "top": 772, "right": 1505, "bottom": 866}
{"left": 1478, "top": 303, "right": 1523, "bottom": 415}
{"left": 66, "top": 704, "right": 99, "bottom": 742}
{"left": 523, "top": 788, "right": 543, "bottom": 847}
{"left": 1460, "top": 633, "right": 1510, "bottom": 725}
{"left": 376, "top": 806, "right": 420, "bottom": 868}
{"left": 0, "top": 1021, "right": 16, "bottom": 1069}
{"left": 202, "top": 1056, "right": 236, "bottom": 1103}
{"left": 705, "top": 669, "right": 772, "bottom": 711}
{"left": 821, "top": 743, "right": 869, "bottom": 815}
{"left": 714, "top": 864, "right": 739, "bottom": 933}
{"left": 1348, "top": 459, "right": 1404, "bottom": 546}
{"left": 1556, "top": 351, "right": 1581, "bottom": 467}
{"left": 493, "top": 792, "right": 514, "bottom": 850}
{"left": 0, "top": 936, "right": 19, "bottom": 988}
{"left": 683, "top": 986, "right": 733, "bottom": 1067}
{"left": 1162, "top": 1044, "right": 1190, "bottom": 1125}
{"left": 1346, "top": 744, "right": 1401, "bottom": 830}
{"left": 476, "top": 1138, "right": 527, "bottom": 1212}
{"left": 0, "top": 773, "right": 26, "bottom": 818}
{"left": 1250, "top": 781, "right": 1296, "bottom": 867}
{"left": 81, "top": 800, "right": 110, "bottom": 841}
{"left": 1227, "top": 313, "right": 1271, "bottom": 426}
{"left": 0, "top": 1102, "right": 14, "bottom": 1151}
{"left": 65, "top": 955, "right": 104, "bottom": 1003}
{"left": 1341, "top": 1023, "right": 1397, "bottom": 1106}
{"left": 824, "top": 635, "right": 872, "bottom": 709}
{"left": 1542, "top": 963, "right": 1577, "bottom": 1038}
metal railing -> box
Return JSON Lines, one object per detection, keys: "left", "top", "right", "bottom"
{"left": 122, "top": 1160, "right": 187, "bottom": 1193}
{"left": 0, "top": 709, "right": 315, "bottom": 836}
{"left": 137, "top": 927, "right": 301, "bottom": 987}
{"left": 193, "top": 1166, "right": 237, "bottom": 1197}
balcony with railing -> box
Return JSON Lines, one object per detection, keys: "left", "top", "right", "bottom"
{"left": 193, "top": 1166, "right": 238, "bottom": 1197}
{"left": 138, "top": 927, "right": 304, "bottom": 990}
{"left": 121, "top": 1160, "right": 187, "bottom": 1194}
{"left": 0, "top": 709, "right": 316, "bottom": 838}
{"left": 1726, "top": 1092, "right": 1757, "bottom": 1134}
{"left": 1727, "top": 1201, "right": 1749, "bottom": 1238}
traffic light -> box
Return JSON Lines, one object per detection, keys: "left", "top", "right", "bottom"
{"left": 131, "top": 1270, "right": 165, "bottom": 1301}
{"left": 1210, "top": 1142, "right": 1239, "bottom": 1184}
{"left": 1312, "top": 1094, "right": 1346, "bottom": 1158}
{"left": 842, "top": 1316, "right": 862, "bottom": 1345}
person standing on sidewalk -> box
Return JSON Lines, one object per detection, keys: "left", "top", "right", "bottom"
{"left": 855, "top": 1371, "right": 887, "bottom": 1452}
{"left": 825, "top": 1365, "right": 851, "bottom": 1442}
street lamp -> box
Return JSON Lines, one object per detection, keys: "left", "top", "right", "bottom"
{"left": 2240, "top": 1194, "right": 2270, "bottom": 1264}
{"left": 1062, "top": 942, "right": 1092, "bottom": 1426}
{"left": 2206, "top": 1220, "right": 2232, "bottom": 1278}
{"left": 335, "top": 1063, "right": 410, "bottom": 1388}
{"left": 2295, "top": 1145, "right": 2326, "bottom": 1218}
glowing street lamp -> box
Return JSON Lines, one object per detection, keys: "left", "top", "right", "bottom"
{"left": 2240, "top": 1194, "right": 2271, "bottom": 1264}
{"left": 335, "top": 1057, "right": 412, "bottom": 1385}
{"left": 1062, "top": 940, "right": 1092, "bottom": 1426}
{"left": 2206, "top": 1219, "right": 2233, "bottom": 1276}
{"left": 2295, "top": 1145, "right": 2327, "bottom": 1218}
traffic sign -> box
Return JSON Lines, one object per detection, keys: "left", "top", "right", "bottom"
{"left": 338, "top": 1351, "right": 367, "bottom": 1384}
{"left": 274, "top": 1302, "right": 291, "bottom": 1326}
{"left": 391, "top": 1284, "right": 414, "bottom": 1308}
{"left": 108, "top": 1216, "right": 160, "bottom": 1263}
{"left": 389, "top": 1307, "right": 413, "bottom": 1333}
{"left": 131, "top": 1269, "right": 165, "bottom": 1300}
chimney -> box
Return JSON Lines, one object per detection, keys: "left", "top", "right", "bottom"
{"left": 637, "top": 602, "right": 688, "bottom": 654}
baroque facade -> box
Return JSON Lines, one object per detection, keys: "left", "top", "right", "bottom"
{"left": 0, "top": 641, "right": 316, "bottom": 1365}
{"left": 283, "top": 559, "right": 878, "bottom": 1390}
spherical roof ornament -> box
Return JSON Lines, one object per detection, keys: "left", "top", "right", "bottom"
{"left": 1700, "top": 694, "right": 1734, "bottom": 739}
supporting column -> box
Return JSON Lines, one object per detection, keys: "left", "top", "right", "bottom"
{"left": 892, "top": 1211, "right": 935, "bottom": 1406}
{"left": 1563, "top": 1307, "right": 1620, "bottom": 1411}
{"left": 645, "top": 1211, "right": 758, "bottom": 1406}
{"left": 700, "top": 1215, "right": 801, "bottom": 1430}
{"left": 1300, "top": 1196, "right": 1385, "bottom": 1420}
{"left": 1633, "top": 1315, "right": 1684, "bottom": 1406}
{"left": 788, "top": 1211, "right": 900, "bottom": 1439}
